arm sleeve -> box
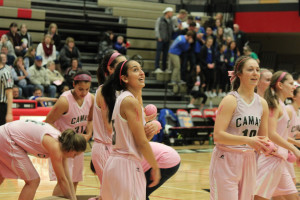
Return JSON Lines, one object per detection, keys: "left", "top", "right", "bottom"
{"left": 155, "top": 18, "right": 161, "bottom": 39}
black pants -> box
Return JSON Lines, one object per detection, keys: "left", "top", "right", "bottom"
{"left": 216, "top": 64, "right": 228, "bottom": 92}
{"left": 203, "top": 67, "right": 216, "bottom": 91}
{"left": 145, "top": 163, "right": 180, "bottom": 200}
{"left": 191, "top": 90, "right": 208, "bottom": 104}
{"left": 0, "top": 103, "right": 7, "bottom": 126}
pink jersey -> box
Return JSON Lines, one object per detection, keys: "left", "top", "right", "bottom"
{"left": 141, "top": 142, "right": 180, "bottom": 172}
{"left": 4, "top": 120, "right": 60, "bottom": 158}
{"left": 93, "top": 86, "right": 111, "bottom": 144}
{"left": 275, "top": 100, "right": 290, "bottom": 159}
{"left": 218, "top": 91, "right": 263, "bottom": 150}
{"left": 286, "top": 104, "right": 300, "bottom": 138}
{"left": 54, "top": 90, "right": 92, "bottom": 133}
{"left": 111, "top": 90, "right": 142, "bottom": 160}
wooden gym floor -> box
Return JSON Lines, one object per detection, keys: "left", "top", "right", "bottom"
{"left": 1, "top": 143, "right": 300, "bottom": 200}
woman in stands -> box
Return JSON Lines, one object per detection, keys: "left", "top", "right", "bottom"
{"left": 100, "top": 60, "right": 160, "bottom": 199}
{"left": 45, "top": 70, "right": 94, "bottom": 196}
{"left": 210, "top": 56, "right": 269, "bottom": 200}
{"left": 36, "top": 34, "right": 56, "bottom": 67}
{"left": 285, "top": 86, "right": 300, "bottom": 185}
{"left": 257, "top": 68, "right": 272, "bottom": 97}
{"left": 0, "top": 119, "right": 86, "bottom": 200}
{"left": 255, "top": 71, "right": 300, "bottom": 200}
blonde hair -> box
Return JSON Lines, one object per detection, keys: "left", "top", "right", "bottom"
{"left": 65, "top": 37, "right": 75, "bottom": 45}
{"left": 48, "top": 23, "right": 58, "bottom": 34}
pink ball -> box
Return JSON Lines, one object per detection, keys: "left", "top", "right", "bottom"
{"left": 145, "top": 104, "right": 157, "bottom": 116}
{"left": 287, "top": 151, "right": 297, "bottom": 163}
{"left": 265, "top": 141, "right": 276, "bottom": 155}
{"left": 152, "top": 120, "right": 162, "bottom": 133}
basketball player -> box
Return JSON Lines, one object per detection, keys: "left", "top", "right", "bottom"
{"left": 45, "top": 71, "right": 94, "bottom": 196}
{"left": 210, "top": 56, "right": 269, "bottom": 200}
{"left": 257, "top": 68, "right": 272, "bottom": 97}
{"left": 100, "top": 60, "right": 160, "bottom": 199}
{"left": 255, "top": 71, "right": 300, "bottom": 200}
{"left": 0, "top": 119, "right": 86, "bottom": 200}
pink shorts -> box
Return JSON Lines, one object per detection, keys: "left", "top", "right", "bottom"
{"left": 49, "top": 153, "right": 84, "bottom": 182}
{"left": 255, "top": 154, "right": 297, "bottom": 198}
{"left": 0, "top": 126, "right": 39, "bottom": 181}
{"left": 101, "top": 154, "right": 146, "bottom": 200}
{"left": 91, "top": 141, "right": 112, "bottom": 184}
{"left": 285, "top": 161, "right": 296, "bottom": 179}
{"left": 210, "top": 146, "right": 256, "bottom": 200}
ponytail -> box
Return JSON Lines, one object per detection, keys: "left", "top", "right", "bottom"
{"left": 101, "top": 60, "right": 131, "bottom": 122}
{"left": 264, "top": 71, "right": 290, "bottom": 109}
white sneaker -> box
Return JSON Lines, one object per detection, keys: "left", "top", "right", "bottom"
{"left": 222, "top": 92, "right": 227, "bottom": 97}
{"left": 154, "top": 68, "right": 163, "bottom": 73}
{"left": 211, "top": 92, "right": 217, "bottom": 98}
{"left": 187, "top": 103, "right": 195, "bottom": 108}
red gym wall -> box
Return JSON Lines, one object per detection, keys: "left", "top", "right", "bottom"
{"left": 235, "top": 3, "right": 300, "bottom": 33}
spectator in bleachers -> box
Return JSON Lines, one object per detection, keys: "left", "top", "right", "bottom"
{"left": 96, "top": 30, "right": 114, "bottom": 63}
{"left": 215, "top": 27, "right": 225, "bottom": 48}
{"left": 24, "top": 47, "right": 35, "bottom": 69}
{"left": 225, "top": 41, "right": 239, "bottom": 75}
{"left": 168, "top": 30, "right": 194, "bottom": 84}
{"left": 46, "top": 61, "right": 64, "bottom": 92}
{"left": 202, "top": 26, "right": 216, "bottom": 50}
{"left": 1, "top": 46, "right": 15, "bottom": 67}
{"left": 213, "top": 19, "right": 222, "bottom": 36}
{"left": 12, "top": 85, "right": 24, "bottom": 99}
{"left": 59, "top": 37, "right": 81, "bottom": 72}
{"left": 243, "top": 45, "right": 260, "bottom": 64}
{"left": 113, "top": 36, "right": 127, "bottom": 55}
{"left": 0, "top": 55, "right": 13, "bottom": 125}
{"left": 182, "top": 15, "right": 194, "bottom": 30}
{"left": 6, "top": 22, "right": 23, "bottom": 57}
{"left": 180, "top": 22, "right": 197, "bottom": 81}
{"left": 29, "top": 87, "right": 57, "bottom": 107}
{"left": 198, "top": 36, "right": 216, "bottom": 97}
{"left": 215, "top": 43, "right": 228, "bottom": 97}
{"left": 187, "top": 65, "right": 207, "bottom": 111}
{"left": 48, "top": 23, "right": 62, "bottom": 51}
{"left": 11, "top": 56, "right": 34, "bottom": 98}
{"left": 19, "top": 24, "right": 32, "bottom": 48}
{"left": 215, "top": 12, "right": 224, "bottom": 23}
{"left": 64, "top": 58, "right": 81, "bottom": 89}
{"left": 37, "top": 34, "right": 56, "bottom": 67}
{"left": 0, "top": 34, "right": 16, "bottom": 58}
{"left": 225, "top": 36, "right": 233, "bottom": 46}
{"left": 233, "top": 23, "right": 247, "bottom": 55}
{"left": 171, "top": 9, "right": 187, "bottom": 39}
{"left": 223, "top": 20, "right": 234, "bottom": 41}
{"left": 154, "top": 7, "right": 174, "bottom": 73}
{"left": 195, "top": 16, "right": 203, "bottom": 32}
{"left": 28, "top": 55, "right": 57, "bottom": 98}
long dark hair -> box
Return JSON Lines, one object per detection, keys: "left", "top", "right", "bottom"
{"left": 264, "top": 71, "right": 290, "bottom": 109}
{"left": 97, "top": 51, "right": 124, "bottom": 85}
{"left": 101, "top": 60, "right": 132, "bottom": 122}
{"left": 73, "top": 70, "right": 92, "bottom": 85}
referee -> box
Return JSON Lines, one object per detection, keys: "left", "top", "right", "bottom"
{"left": 0, "top": 56, "right": 13, "bottom": 125}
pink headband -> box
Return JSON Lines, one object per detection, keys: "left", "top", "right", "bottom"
{"left": 276, "top": 72, "right": 287, "bottom": 84}
{"left": 107, "top": 52, "right": 121, "bottom": 70}
{"left": 228, "top": 57, "right": 250, "bottom": 83}
{"left": 119, "top": 61, "right": 127, "bottom": 85}
{"left": 74, "top": 74, "right": 92, "bottom": 82}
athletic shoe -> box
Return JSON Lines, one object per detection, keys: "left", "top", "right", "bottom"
{"left": 154, "top": 68, "right": 163, "bottom": 73}
{"left": 187, "top": 104, "right": 195, "bottom": 108}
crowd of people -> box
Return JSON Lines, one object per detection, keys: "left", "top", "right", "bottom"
{"left": 154, "top": 8, "right": 256, "bottom": 109}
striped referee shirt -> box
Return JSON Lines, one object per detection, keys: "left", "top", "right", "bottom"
{"left": 0, "top": 65, "right": 13, "bottom": 103}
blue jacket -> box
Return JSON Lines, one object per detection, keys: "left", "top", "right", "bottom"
{"left": 169, "top": 35, "right": 190, "bottom": 55}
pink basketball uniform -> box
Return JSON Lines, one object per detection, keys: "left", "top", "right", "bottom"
{"left": 49, "top": 90, "right": 92, "bottom": 182}
{"left": 141, "top": 142, "right": 181, "bottom": 172}
{"left": 210, "top": 91, "right": 262, "bottom": 200}
{"left": 101, "top": 91, "right": 146, "bottom": 200}
{"left": 91, "top": 86, "right": 112, "bottom": 184}
{"left": 0, "top": 120, "right": 60, "bottom": 181}
{"left": 285, "top": 104, "right": 300, "bottom": 179}
{"left": 255, "top": 100, "right": 297, "bottom": 198}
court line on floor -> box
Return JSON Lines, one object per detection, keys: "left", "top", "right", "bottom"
{"left": 160, "top": 185, "right": 208, "bottom": 193}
